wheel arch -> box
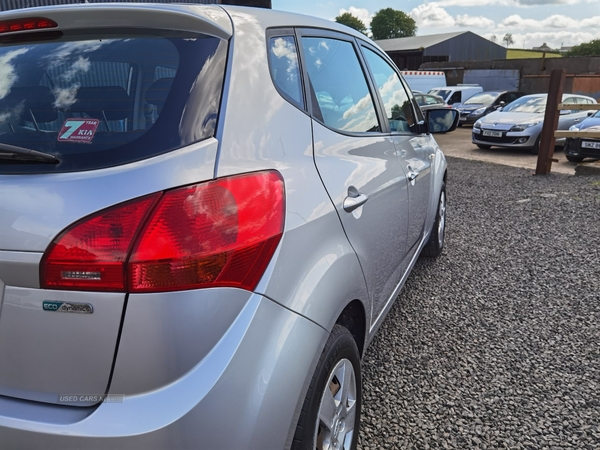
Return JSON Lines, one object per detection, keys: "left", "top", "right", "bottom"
{"left": 335, "top": 299, "right": 367, "bottom": 357}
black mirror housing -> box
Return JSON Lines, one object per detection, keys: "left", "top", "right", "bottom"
{"left": 425, "top": 108, "right": 459, "bottom": 134}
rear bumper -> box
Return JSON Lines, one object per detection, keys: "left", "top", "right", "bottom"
{"left": 0, "top": 292, "right": 327, "bottom": 450}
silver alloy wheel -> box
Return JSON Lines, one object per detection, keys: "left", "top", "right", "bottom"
{"left": 437, "top": 190, "right": 446, "bottom": 248}
{"left": 315, "top": 358, "right": 357, "bottom": 450}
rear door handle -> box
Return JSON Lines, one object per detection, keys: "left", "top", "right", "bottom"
{"left": 343, "top": 186, "right": 369, "bottom": 212}
{"left": 407, "top": 165, "right": 419, "bottom": 183}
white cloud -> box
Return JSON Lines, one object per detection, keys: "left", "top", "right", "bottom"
{"left": 411, "top": 3, "right": 455, "bottom": 27}
{"left": 338, "top": 6, "right": 372, "bottom": 29}
{"left": 498, "top": 13, "right": 600, "bottom": 30}
{"left": 411, "top": 4, "right": 494, "bottom": 29}
{"left": 455, "top": 14, "right": 495, "bottom": 28}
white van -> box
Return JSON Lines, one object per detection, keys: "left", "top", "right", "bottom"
{"left": 401, "top": 71, "right": 446, "bottom": 94}
{"left": 428, "top": 85, "right": 483, "bottom": 106}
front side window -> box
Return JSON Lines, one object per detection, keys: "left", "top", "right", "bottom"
{"left": 301, "top": 37, "right": 380, "bottom": 133}
{"left": 0, "top": 30, "right": 227, "bottom": 174}
{"left": 362, "top": 47, "right": 416, "bottom": 133}
{"left": 268, "top": 35, "right": 303, "bottom": 108}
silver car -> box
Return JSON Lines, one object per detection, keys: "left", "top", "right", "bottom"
{"left": 0, "top": 4, "right": 457, "bottom": 449}
{"left": 472, "top": 93, "right": 598, "bottom": 154}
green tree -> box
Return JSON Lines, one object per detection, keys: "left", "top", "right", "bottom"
{"left": 370, "top": 8, "right": 417, "bottom": 40}
{"left": 564, "top": 39, "right": 600, "bottom": 57}
{"left": 502, "top": 33, "right": 514, "bottom": 48}
{"left": 335, "top": 12, "right": 367, "bottom": 35}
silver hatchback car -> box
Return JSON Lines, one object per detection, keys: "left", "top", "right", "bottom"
{"left": 472, "top": 93, "right": 597, "bottom": 154}
{"left": 0, "top": 4, "right": 457, "bottom": 449}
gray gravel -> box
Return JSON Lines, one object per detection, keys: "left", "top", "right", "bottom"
{"left": 358, "top": 157, "right": 600, "bottom": 449}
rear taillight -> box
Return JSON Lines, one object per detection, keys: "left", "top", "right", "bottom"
{"left": 0, "top": 18, "right": 58, "bottom": 34}
{"left": 41, "top": 171, "right": 285, "bottom": 293}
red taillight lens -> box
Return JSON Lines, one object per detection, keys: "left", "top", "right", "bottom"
{"left": 0, "top": 18, "right": 57, "bottom": 34}
{"left": 41, "top": 171, "right": 285, "bottom": 293}
{"left": 129, "top": 171, "right": 285, "bottom": 292}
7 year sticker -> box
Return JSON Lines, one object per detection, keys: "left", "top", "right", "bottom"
{"left": 57, "top": 119, "right": 100, "bottom": 143}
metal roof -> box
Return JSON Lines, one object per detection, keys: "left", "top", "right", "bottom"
{"left": 375, "top": 32, "right": 468, "bottom": 52}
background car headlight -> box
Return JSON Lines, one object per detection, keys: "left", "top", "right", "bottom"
{"left": 569, "top": 125, "right": 580, "bottom": 131}
{"left": 509, "top": 122, "right": 539, "bottom": 132}
{"left": 472, "top": 107, "right": 487, "bottom": 115}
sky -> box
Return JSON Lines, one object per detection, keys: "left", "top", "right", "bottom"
{"left": 271, "top": 0, "right": 600, "bottom": 49}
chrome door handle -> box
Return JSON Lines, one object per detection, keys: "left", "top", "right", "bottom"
{"left": 573, "top": 118, "right": 581, "bottom": 122}
{"left": 343, "top": 186, "right": 369, "bottom": 212}
{"left": 407, "top": 165, "right": 419, "bottom": 182}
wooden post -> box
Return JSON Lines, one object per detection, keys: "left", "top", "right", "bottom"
{"left": 535, "top": 69, "right": 565, "bottom": 175}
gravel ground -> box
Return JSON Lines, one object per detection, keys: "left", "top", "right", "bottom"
{"left": 358, "top": 157, "right": 600, "bottom": 450}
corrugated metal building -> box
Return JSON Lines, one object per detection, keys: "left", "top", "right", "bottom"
{"left": 375, "top": 31, "right": 506, "bottom": 70}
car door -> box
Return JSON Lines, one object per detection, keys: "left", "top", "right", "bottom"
{"left": 360, "top": 44, "right": 433, "bottom": 253}
{"left": 299, "top": 31, "right": 410, "bottom": 327}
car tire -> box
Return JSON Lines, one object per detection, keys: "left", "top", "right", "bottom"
{"left": 422, "top": 183, "right": 446, "bottom": 258}
{"left": 291, "top": 324, "right": 361, "bottom": 450}
{"left": 565, "top": 154, "right": 584, "bottom": 163}
{"left": 476, "top": 144, "right": 491, "bottom": 150}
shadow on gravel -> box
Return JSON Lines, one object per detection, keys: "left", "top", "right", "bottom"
{"left": 358, "top": 157, "right": 600, "bottom": 450}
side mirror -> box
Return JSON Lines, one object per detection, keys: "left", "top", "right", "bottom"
{"left": 560, "top": 109, "right": 571, "bottom": 115}
{"left": 588, "top": 111, "right": 594, "bottom": 116}
{"left": 426, "top": 108, "right": 459, "bottom": 133}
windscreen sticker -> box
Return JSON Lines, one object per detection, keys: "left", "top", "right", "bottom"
{"left": 57, "top": 119, "right": 100, "bottom": 143}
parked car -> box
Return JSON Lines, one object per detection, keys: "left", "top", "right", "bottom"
{"left": 414, "top": 93, "right": 450, "bottom": 112}
{"left": 456, "top": 91, "right": 524, "bottom": 125}
{"left": 0, "top": 4, "right": 458, "bottom": 450}
{"left": 564, "top": 109, "right": 600, "bottom": 162}
{"left": 472, "top": 93, "right": 597, "bottom": 154}
{"left": 428, "top": 85, "right": 483, "bottom": 106}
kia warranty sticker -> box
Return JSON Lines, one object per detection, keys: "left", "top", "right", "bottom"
{"left": 57, "top": 119, "right": 100, "bottom": 143}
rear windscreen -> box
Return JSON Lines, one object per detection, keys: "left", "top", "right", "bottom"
{"left": 0, "top": 29, "right": 227, "bottom": 174}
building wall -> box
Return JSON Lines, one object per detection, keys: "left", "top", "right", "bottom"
{"left": 424, "top": 32, "right": 506, "bottom": 62}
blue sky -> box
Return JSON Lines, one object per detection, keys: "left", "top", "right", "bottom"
{"left": 271, "top": 0, "right": 600, "bottom": 49}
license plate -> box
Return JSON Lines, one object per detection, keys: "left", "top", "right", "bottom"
{"left": 582, "top": 140, "right": 600, "bottom": 149}
{"left": 483, "top": 130, "right": 502, "bottom": 137}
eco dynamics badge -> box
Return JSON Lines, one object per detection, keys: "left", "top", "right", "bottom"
{"left": 42, "top": 301, "right": 93, "bottom": 314}
{"left": 57, "top": 119, "right": 100, "bottom": 143}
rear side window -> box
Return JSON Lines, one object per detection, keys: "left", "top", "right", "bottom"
{"left": 0, "top": 30, "right": 227, "bottom": 174}
{"left": 301, "top": 37, "right": 380, "bottom": 133}
{"left": 268, "top": 36, "right": 303, "bottom": 109}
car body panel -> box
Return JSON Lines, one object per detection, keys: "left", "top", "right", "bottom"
{"left": 311, "top": 121, "right": 409, "bottom": 328}
{"left": 0, "top": 293, "right": 328, "bottom": 450}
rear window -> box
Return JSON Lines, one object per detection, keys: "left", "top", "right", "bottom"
{"left": 0, "top": 29, "right": 227, "bottom": 174}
